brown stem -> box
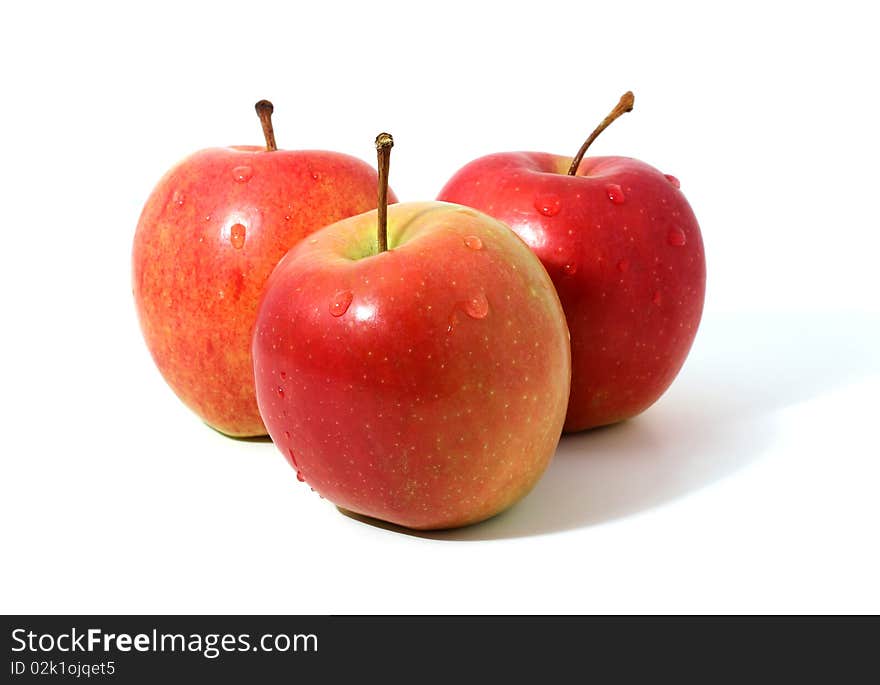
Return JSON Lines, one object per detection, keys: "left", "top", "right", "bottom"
{"left": 254, "top": 100, "right": 277, "bottom": 151}
{"left": 567, "top": 91, "right": 634, "bottom": 176}
{"left": 375, "top": 132, "right": 394, "bottom": 253}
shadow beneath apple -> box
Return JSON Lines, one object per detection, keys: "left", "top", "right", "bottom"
{"left": 205, "top": 423, "right": 273, "bottom": 443}
{"left": 226, "top": 434, "right": 273, "bottom": 443}
{"left": 343, "top": 309, "right": 880, "bottom": 541}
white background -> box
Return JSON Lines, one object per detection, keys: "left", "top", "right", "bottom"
{"left": 1, "top": 1, "right": 878, "bottom": 613}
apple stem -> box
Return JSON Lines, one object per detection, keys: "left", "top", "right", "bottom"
{"left": 566, "top": 91, "right": 635, "bottom": 176}
{"left": 254, "top": 100, "right": 278, "bottom": 151}
{"left": 375, "top": 132, "right": 394, "bottom": 253}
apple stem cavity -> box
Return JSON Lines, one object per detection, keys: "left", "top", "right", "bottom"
{"left": 567, "top": 91, "right": 635, "bottom": 176}
{"left": 254, "top": 100, "right": 278, "bottom": 152}
{"left": 375, "top": 132, "right": 394, "bottom": 254}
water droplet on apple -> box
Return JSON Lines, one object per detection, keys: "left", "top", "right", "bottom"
{"left": 667, "top": 227, "right": 687, "bottom": 247}
{"left": 606, "top": 184, "right": 625, "bottom": 204}
{"left": 287, "top": 447, "right": 299, "bottom": 468}
{"left": 329, "top": 290, "right": 353, "bottom": 317}
{"left": 311, "top": 172, "right": 320, "bottom": 181}
{"left": 172, "top": 190, "right": 185, "bottom": 207}
{"left": 562, "top": 263, "right": 578, "bottom": 276}
{"left": 617, "top": 258, "right": 630, "bottom": 273}
{"left": 280, "top": 371, "right": 287, "bottom": 379}
{"left": 229, "top": 223, "right": 247, "bottom": 249}
{"left": 653, "top": 291, "right": 662, "bottom": 306}
{"left": 277, "top": 386, "right": 285, "bottom": 398}
{"left": 232, "top": 165, "right": 253, "bottom": 183}
{"left": 664, "top": 174, "right": 681, "bottom": 189}
{"left": 533, "top": 193, "right": 561, "bottom": 217}
{"left": 446, "top": 312, "right": 456, "bottom": 335}
{"left": 296, "top": 471, "right": 306, "bottom": 482}
{"left": 464, "top": 293, "right": 489, "bottom": 319}
{"left": 464, "top": 235, "right": 483, "bottom": 250}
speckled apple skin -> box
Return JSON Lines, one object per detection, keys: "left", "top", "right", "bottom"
{"left": 438, "top": 153, "right": 705, "bottom": 432}
{"left": 133, "top": 146, "right": 397, "bottom": 437}
{"left": 253, "top": 202, "right": 571, "bottom": 530}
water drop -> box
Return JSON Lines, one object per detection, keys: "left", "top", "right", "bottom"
{"left": 229, "top": 223, "right": 247, "bottom": 249}
{"left": 330, "top": 290, "right": 353, "bottom": 317}
{"left": 563, "top": 263, "right": 578, "bottom": 276}
{"left": 653, "top": 291, "right": 662, "bottom": 306}
{"left": 172, "top": 190, "right": 185, "bottom": 207}
{"left": 277, "top": 386, "right": 285, "bottom": 398}
{"left": 284, "top": 430, "right": 291, "bottom": 440}
{"left": 296, "top": 471, "right": 306, "bottom": 482}
{"left": 617, "top": 258, "right": 630, "bottom": 273}
{"left": 287, "top": 447, "right": 299, "bottom": 468}
{"left": 280, "top": 371, "right": 287, "bottom": 379}
{"left": 533, "top": 193, "right": 561, "bottom": 217}
{"left": 464, "top": 235, "right": 483, "bottom": 250}
{"left": 667, "top": 227, "right": 687, "bottom": 247}
{"left": 606, "top": 184, "right": 625, "bottom": 204}
{"left": 311, "top": 172, "right": 320, "bottom": 181}
{"left": 232, "top": 165, "right": 253, "bottom": 183}
{"left": 464, "top": 293, "right": 489, "bottom": 319}
{"left": 664, "top": 174, "right": 681, "bottom": 189}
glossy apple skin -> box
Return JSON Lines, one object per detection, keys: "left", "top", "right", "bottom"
{"left": 133, "top": 146, "right": 397, "bottom": 437}
{"left": 438, "top": 153, "right": 705, "bottom": 432}
{"left": 253, "top": 202, "right": 571, "bottom": 530}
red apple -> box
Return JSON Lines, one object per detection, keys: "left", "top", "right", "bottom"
{"left": 252, "top": 135, "right": 571, "bottom": 530}
{"left": 133, "top": 101, "right": 397, "bottom": 436}
{"left": 438, "top": 92, "right": 705, "bottom": 432}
